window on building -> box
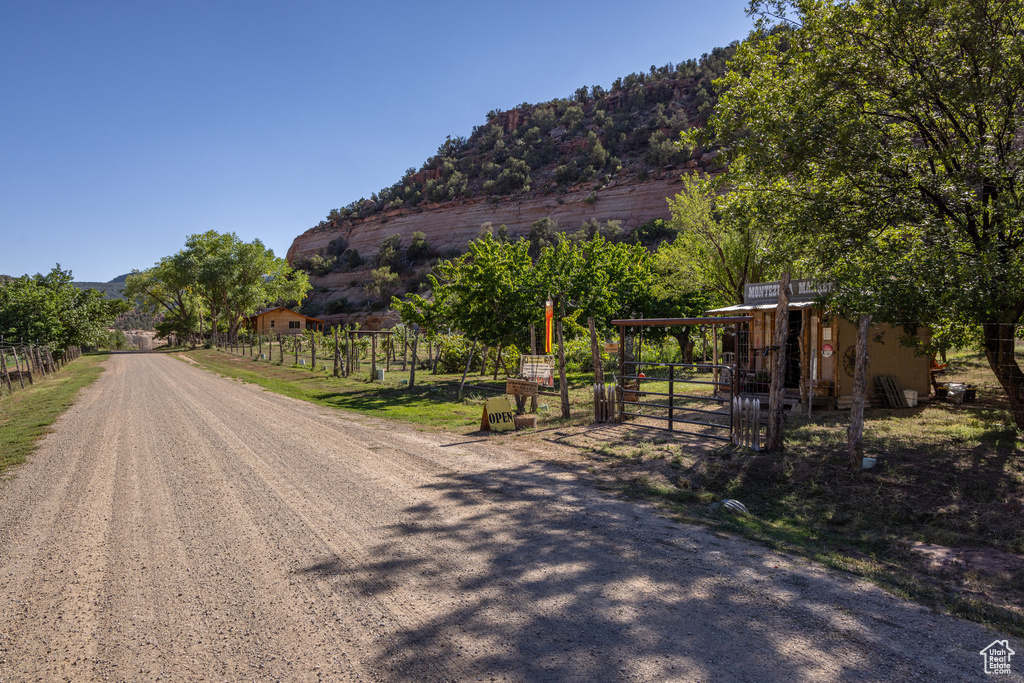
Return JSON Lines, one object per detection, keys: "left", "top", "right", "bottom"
{"left": 289, "top": 321, "right": 300, "bottom": 329}
{"left": 270, "top": 320, "right": 275, "bottom": 328}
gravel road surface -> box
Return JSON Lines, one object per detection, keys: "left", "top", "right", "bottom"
{"left": 0, "top": 353, "right": 1018, "bottom": 682}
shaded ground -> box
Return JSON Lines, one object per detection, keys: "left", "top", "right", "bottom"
{"left": 0, "top": 354, "right": 1018, "bottom": 681}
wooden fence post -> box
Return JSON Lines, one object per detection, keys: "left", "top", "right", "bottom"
{"left": 557, "top": 310, "right": 570, "bottom": 419}
{"left": 409, "top": 325, "right": 419, "bottom": 388}
{"left": 371, "top": 333, "right": 377, "bottom": 381}
{"left": 1, "top": 349, "right": 10, "bottom": 395}
{"left": 766, "top": 272, "right": 791, "bottom": 452}
{"left": 589, "top": 317, "right": 603, "bottom": 385}
{"left": 334, "top": 326, "right": 341, "bottom": 377}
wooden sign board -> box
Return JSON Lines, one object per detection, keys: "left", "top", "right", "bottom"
{"left": 520, "top": 355, "right": 555, "bottom": 387}
{"left": 506, "top": 379, "right": 539, "bottom": 397}
{"left": 481, "top": 396, "right": 516, "bottom": 432}
{"left": 603, "top": 343, "right": 619, "bottom": 354}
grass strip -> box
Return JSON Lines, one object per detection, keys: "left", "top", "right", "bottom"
{"left": 182, "top": 349, "right": 488, "bottom": 431}
{"left": 0, "top": 353, "right": 109, "bottom": 475}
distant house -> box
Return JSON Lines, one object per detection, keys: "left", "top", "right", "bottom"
{"left": 244, "top": 307, "right": 325, "bottom": 335}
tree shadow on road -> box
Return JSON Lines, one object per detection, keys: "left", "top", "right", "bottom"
{"left": 295, "top": 459, "right": 987, "bottom": 682}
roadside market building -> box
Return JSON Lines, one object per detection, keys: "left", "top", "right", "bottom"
{"left": 708, "top": 279, "right": 931, "bottom": 408}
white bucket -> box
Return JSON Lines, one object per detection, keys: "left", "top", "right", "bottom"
{"left": 903, "top": 389, "right": 918, "bottom": 407}
{"left": 862, "top": 457, "right": 877, "bottom": 470}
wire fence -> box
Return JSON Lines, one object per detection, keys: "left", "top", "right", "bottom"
{"left": 0, "top": 342, "right": 82, "bottom": 398}
{"left": 218, "top": 328, "right": 442, "bottom": 381}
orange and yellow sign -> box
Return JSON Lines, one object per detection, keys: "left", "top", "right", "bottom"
{"left": 544, "top": 300, "right": 553, "bottom": 353}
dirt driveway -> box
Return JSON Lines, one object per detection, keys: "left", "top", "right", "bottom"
{"left": 0, "top": 354, "right": 1017, "bottom": 682}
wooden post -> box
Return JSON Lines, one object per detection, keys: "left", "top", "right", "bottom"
{"left": 259, "top": 333, "right": 263, "bottom": 359}
{"left": 589, "top": 317, "right": 603, "bottom": 385}
{"left": 311, "top": 335, "right": 317, "bottom": 370}
{"left": 799, "top": 308, "right": 809, "bottom": 409}
{"left": 668, "top": 364, "right": 674, "bottom": 432}
{"left": 557, "top": 309, "right": 570, "bottom": 419}
{"left": 712, "top": 324, "right": 720, "bottom": 391}
{"left": 493, "top": 343, "right": 502, "bottom": 380}
{"left": 294, "top": 338, "right": 299, "bottom": 366}
{"left": 278, "top": 334, "right": 283, "bottom": 364}
{"left": 34, "top": 346, "right": 46, "bottom": 378}
{"left": 848, "top": 314, "right": 872, "bottom": 471}
{"left": 530, "top": 324, "right": 537, "bottom": 355}
{"left": 1, "top": 348, "right": 10, "bottom": 395}
{"left": 403, "top": 327, "right": 408, "bottom": 371}
{"left": 409, "top": 325, "right": 419, "bottom": 388}
{"left": 371, "top": 333, "right": 377, "bottom": 381}
{"left": 766, "top": 273, "right": 791, "bottom": 452}
{"left": 333, "top": 327, "right": 341, "bottom": 377}
{"left": 12, "top": 346, "right": 25, "bottom": 388}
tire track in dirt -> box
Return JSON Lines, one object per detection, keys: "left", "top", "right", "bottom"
{"left": 0, "top": 353, "right": 1019, "bottom": 682}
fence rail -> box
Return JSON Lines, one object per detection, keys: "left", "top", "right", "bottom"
{"left": 0, "top": 343, "right": 82, "bottom": 398}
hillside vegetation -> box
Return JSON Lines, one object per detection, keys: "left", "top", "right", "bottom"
{"left": 292, "top": 46, "right": 737, "bottom": 280}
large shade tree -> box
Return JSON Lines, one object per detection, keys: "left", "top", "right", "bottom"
{"left": 0, "top": 266, "right": 129, "bottom": 350}
{"left": 709, "top": 0, "right": 1024, "bottom": 427}
{"left": 126, "top": 231, "right": 310, "bottom": 343}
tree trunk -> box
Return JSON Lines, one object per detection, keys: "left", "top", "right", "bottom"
{"left": 557, "top": 313, "right": 570, "bottom": 419}
{"left": 766, "top": 273, "right": 791, "bottom": 452}
{"left": 479, "top": 345, "right": 488, "bottom": 376}
{"left": 493, "top": 343, "right": 502, "bottom": 380}
{"left": 459, "top": 340, "right": 477, "bottom": 398}
{"left": 847, "top": 314, "right": 872, "bottom": 470}
{"left": 983, "top": 322, "right": 1024, "bottom": 430}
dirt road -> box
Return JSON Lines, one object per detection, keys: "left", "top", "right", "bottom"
{"left": 0, "top": 354, "right": 1016, "bottom": 682}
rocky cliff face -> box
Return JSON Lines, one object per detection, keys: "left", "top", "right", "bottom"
{"left": 288, "top": 176, "right": 684, "bottom": 303}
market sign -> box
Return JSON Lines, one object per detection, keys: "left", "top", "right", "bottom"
{"left": 744, "top": 279, "right": 833, "bottom": 305}
{"left": 506, "top": 379, "right": 539, "bottom": 397}
{"left": 520, "top": 355, "right": 555, "bottom": 387}
{"left": 482, "top": 397, "right": 516, "bottom": 432}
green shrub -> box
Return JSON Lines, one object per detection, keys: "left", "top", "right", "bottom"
{"left": 325, "top": 298, "right": 352, "bottom": 315}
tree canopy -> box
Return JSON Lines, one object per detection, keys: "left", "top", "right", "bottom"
{"left": 126, "top": 231, "right": 310, "bottom": 343}
{"left": 706, "top": 0, "right": 1024, "bottom": 426}
{"left": 0, "top": 266, "right": 129, "bottom": 349}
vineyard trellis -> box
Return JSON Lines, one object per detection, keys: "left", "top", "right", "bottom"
{"left": 222, "top": 326, "right": 442, "bottom": 383}
{"left": 0, "top": 339, "right": 82, "bottom": 398}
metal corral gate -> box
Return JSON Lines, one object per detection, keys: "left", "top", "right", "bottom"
{"left": 611, "top": 316, "right": 756, "bottom": 445}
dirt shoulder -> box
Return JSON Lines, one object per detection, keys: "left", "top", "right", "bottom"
{"left": 0, "top": 353, "right": 1017, "bottom": 681}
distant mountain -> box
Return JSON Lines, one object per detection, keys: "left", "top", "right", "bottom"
{"left": 73, "top": 276, "right": 128, "bottom": 299}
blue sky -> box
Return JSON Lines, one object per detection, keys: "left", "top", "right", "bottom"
{"left": 1, "top": 1, "right": 755, "bottom": 282}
